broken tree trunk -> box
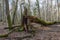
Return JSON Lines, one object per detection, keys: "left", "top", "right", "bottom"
{"left": 27, "top": 16, "right": 57, "bottom": 26}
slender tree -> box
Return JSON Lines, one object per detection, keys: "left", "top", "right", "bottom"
{"left": 2, "top": 0, "right": 4, "bottom": 22}
{"left": 20, "top": 0, "right": 25, "bottom": 25}
{"left": 33, "top": 7, "right": 37, "bottom": 16}
{"left": 36, "top": 0, "right": 40, "bottom": 18}
{"left": 28, "top": 0, "right": 31, "bottom": 15}
{"left": 51, "top": 0, "right": 52, "bottom": 21}
{"left": 44, "top": 0, "right": 47, "bottom": 21}
{"left": 5, "top": 0, "right": 12, "bottom": 30}
{"left": 20, "top": 3, "right": 23, "bottom": 25}
{"left": 0, "top": 3, "right": 2, "bottom": 21}
{"left": 57, "top": 0, "right": 59, "bottom": 21}
{"left": 12, "top": 0, "right": 18, "bottom": 24}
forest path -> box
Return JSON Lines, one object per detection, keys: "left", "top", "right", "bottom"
{"left": 0, "top": 23, "right": 60, "bottom": 40}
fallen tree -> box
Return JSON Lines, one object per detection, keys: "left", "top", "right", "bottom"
{"left": 4, "top": 15, "right": 58, "bottom": 29}
{"left": 2, "top": 15, "right": 59, "bottom": 38}
{"left": 27, "top": 16, "right": 57, "bottom": 26}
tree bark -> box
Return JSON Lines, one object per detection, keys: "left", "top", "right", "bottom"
{"left": 12, "top": 0, "right": 18, "bottom": 24}
{"left": 36, "top": 0, "right": 40, "bottom": 18}
{"left": 5, "top": 0, "right": 12, "bottom": 30}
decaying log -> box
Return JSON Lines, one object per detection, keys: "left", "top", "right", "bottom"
{"left": 27, "top": 16, "right": 57, "bottom": 26}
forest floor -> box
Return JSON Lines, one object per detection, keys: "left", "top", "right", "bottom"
{"left": 0, "top": 22, "right": 60, "bottom": 40}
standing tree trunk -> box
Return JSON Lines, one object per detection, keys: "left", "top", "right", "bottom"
{"left": 28, "top": 0, "right": 31, "bottom": 16}
{"left": 20, "top": 0, "right": 25, "bottom": 25}
{"left": 46, "top": 0, "right": 49, "bottom": 21}
{"left": 36, "top": 0, "right": 40, "bottom": 18}
{"left": 5, "top": 0, "right": 12, "bottom": 30}
{"left": 50, "top": 0, "right": 53, "bottom": 22}
{"left": 2, "top": 0, "right": 4, "bottom": 22}
{"left": 12, "top": 0, "right": 18, "bottom": 24}
{"left": 44, "top": 0, "right": 46, "bottom": 21}
{"left": 20, "top": 4, "right": 23, "bottom": 25}
{"left": 56, "top": 0, "right": 58, "bottom": 21}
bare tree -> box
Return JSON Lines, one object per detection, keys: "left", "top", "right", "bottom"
{"left": 28, "top": 0, "right": 31, "bottom": 15}
{"left": 36, "top": 0, "right": 40, "bottom": 18}
{"left": 57, "top": 0, "right": 59, "bottom": 21}
{"left": 12, "top": 0, "right": 18, "bottom": 24}
{"left": 5, "top": 0, "right": 12, "bottom": 30}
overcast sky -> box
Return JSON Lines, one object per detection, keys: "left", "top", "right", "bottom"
{"left": 9, "top": 0, "right": 59, "bottom": 9}
{"left": 9, "top": 0, "right": 37, "bottom": 9}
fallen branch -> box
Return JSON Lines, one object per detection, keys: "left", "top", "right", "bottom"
{"left": 4, "top": 24, "right": 21, "bottom": 29}
{"left": 0, "top": 25, "right": 21, "bottom": 38}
